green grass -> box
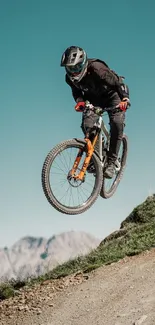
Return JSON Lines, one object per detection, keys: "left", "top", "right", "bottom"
{"left": 1, "top": 195, "right": 155, "bottom": 301}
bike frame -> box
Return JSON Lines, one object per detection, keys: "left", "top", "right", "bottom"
{"left": 69, "top": 112, "right": 111, "bottom": 181}
{"left": 97, "top": 115, "right": 110, "bottom": 161}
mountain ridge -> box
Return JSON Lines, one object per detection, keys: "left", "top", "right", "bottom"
{"left": 0, "top": 230, "right": 101, "bottom": 282}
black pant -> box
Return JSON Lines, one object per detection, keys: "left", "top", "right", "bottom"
{"left": 107, "top": 108, "right": 125, "bottom": 161}
{"left": 81, "top": 93, "right": 126, "bottom": 162}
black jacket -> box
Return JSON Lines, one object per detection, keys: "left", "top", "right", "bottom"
{"left": 65, "top": 59, "right": 129, "bottom": 108}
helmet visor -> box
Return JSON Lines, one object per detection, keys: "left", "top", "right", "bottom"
{"left": 66, "top": 60, "right": 86, "bottom": 75}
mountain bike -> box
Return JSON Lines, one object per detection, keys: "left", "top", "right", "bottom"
{"left": 41, "top": 102, "right": 128, "bottom": 215}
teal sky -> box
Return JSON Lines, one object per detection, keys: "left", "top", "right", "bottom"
{"left": 1, "top": 0, "right": 155, "bottom": 247}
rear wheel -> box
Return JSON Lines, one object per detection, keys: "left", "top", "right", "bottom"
{"left": 100, "top": 134, "right": 128, "bottom": 199}
{"left": 42, "top": 139, "right": 103, "bottom": 215}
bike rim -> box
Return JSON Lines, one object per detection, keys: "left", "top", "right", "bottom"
{"left": 47, "top": 145, "right": 99, "bottom": 209}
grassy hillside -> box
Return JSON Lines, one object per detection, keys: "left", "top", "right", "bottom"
{"left": 1, "top": 194, "right": 155, "bottom": 300}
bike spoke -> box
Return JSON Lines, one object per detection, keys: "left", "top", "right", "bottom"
{"left": 48, "top": 146, "right": 96, "bottom": 208}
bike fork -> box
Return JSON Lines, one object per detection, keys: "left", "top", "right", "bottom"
{"left": 69, "top": 135, "right": 98, "bottom": 181}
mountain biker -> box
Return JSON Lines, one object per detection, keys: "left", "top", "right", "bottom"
{"left": 60, "top": 46, "right": 130, "bottom": 179}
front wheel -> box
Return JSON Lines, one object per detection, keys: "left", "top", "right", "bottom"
{"left": 100, "top": 134, "right": 128, "bottom": 199}
{"left": 41, "top": 139, "right": 103, "bottom": 215}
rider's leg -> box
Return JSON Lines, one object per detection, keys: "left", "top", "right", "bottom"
{"left": 104, "top": 107, "right": 126, "bottom": 179}
{"left": 80, "top": 110, "right": 99, "bottom": 173}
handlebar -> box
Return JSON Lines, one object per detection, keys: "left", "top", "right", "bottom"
{"left": 84, "top": 101, "right": 114, "bottom": 115}
{"left": 84, "top": 100, "right": 130, "bottom": 115}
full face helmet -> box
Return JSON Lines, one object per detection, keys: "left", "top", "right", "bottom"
{"left": 60, "top": 46, "right": 88, "bottom": 82}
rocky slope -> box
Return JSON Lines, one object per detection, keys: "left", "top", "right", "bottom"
{"left": 0, "top": 194, "right": 155, "bottom": 325}
{"left": 0, "top": 231, "right": 100, "bottom": 281}
{"left": 1, "top": 248, "right": 155, "bottom": 325}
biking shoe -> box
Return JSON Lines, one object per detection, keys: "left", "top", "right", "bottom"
{"left": 104, "top": 161, "right": 116, "bottom": 179}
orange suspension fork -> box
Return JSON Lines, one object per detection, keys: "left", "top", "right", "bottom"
{"left": 69, "top": 148, "right": 83, "bottom": 176}
{"left": 70, "top": 134, "right": 98, "bottom": 181}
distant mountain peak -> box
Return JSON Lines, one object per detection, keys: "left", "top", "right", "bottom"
{"left": 0, "top": 231, "right": 100, "bottom": 282}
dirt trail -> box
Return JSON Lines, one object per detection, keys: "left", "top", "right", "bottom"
{"left": 1, "top": 249, "right": 155, "bottom": 325}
